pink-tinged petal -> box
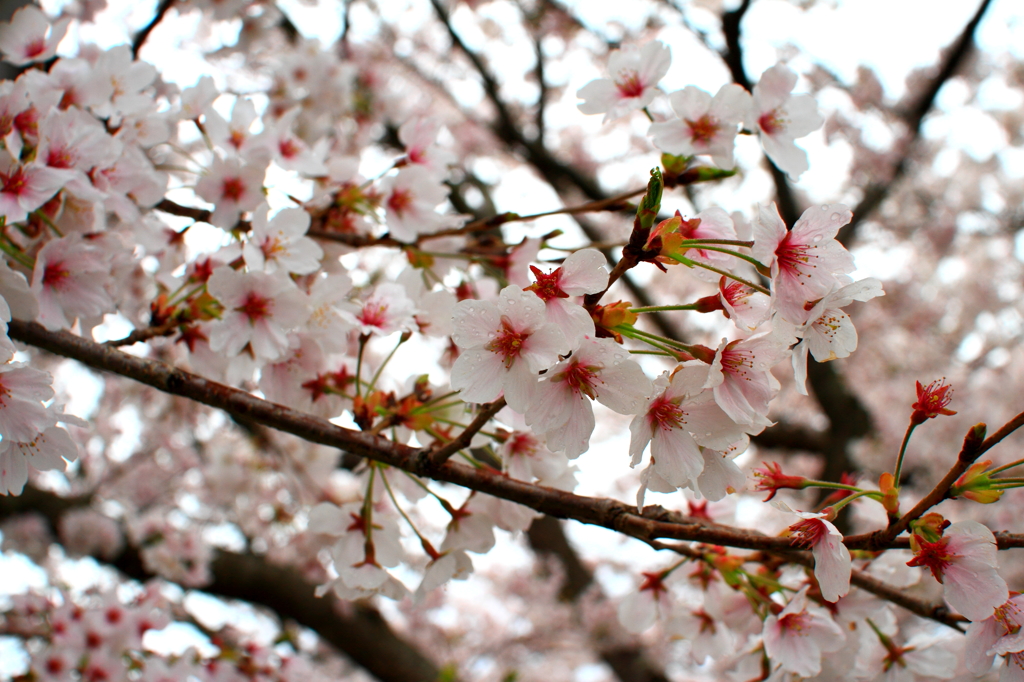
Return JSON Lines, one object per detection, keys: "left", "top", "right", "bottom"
{"left": 451, "top": 300, "right": 502, "bottom": 348}
{"left": 307, "top": 502, "right": 350, "bottom": 535}
{"left": 792, "top": 203, "right": 853, "bottom": 244}
{"left": 558, "top": 248, "right": 608, "bottom": 295}
{"left": 636, "top": 41, "right": 672, "bottom": 85}
{"left": 754, "top": 65, "right": 798, "bottom": 114}
{"left": 628, "top": 412, "right": 653, "bottom": 467}
{"left": 695, "top": 449, "right": 745, "bottom": 501}
{"left": 576, "top": 79, "right": 620, "bottom": 115}
{"left": 812, "top": 526, "right": 852, "bottom": 602}
{"left": 965, "top": 616, "right": 1004, "bottom": 673}
{"left": 450, "top": 349, "right": 506, "bottom": 404}
{"left": 502, "top": 362, "right": 539, "bottom": 414}
{"left": 792, "top": 340, "right": 811, "bottom": 396}
{"left": 782, "top": 94, "right": 824, "bottom": 137}
{"left": 650, "top": 426, "right": 703, "bottom": 486}
{"left": 545, "top": 298, "right": 595, "bottom": 347}
{"left": 542, "top": 396, "right": 595, "bottom": 459}
{"left": 760, "top": 132, "right": 809, "bottom": 179}
{"left": 617, "top": 590, "right": 660, "bottom": 634}
{"left": 806, "top": 309, "right": 856, "bottom": 362}
{"left": 519, "top": 323, "right": 568, "bottom": 373}
{"left": 943, "top": 559, "right": 1007, "bottom": 622}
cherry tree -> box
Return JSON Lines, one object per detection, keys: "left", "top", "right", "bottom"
{"left": 0, "top": 0, "right": 1023, "bottom": 681}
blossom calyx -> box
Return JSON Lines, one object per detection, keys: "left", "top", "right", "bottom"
{"left": 910, "top": 379, "right": 956, "bottom": 425}
{"left": 591, "top": 301, "right": 637, "bottom": 342}
{"left": 950, "top": 459, "right": 1003, "bottom": 504}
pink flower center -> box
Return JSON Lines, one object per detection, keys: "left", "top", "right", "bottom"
{"left": 775, "top": 231, "right": 813, "bottom": 277}
{"left": 222, "top": 177, "right": 246, "bottom": 202}
{"left": 46, "top": 656, "right": 65, "bottom": 674}
{"left": 720, "top": 346, "right": 753, "bottom": 378}
{"left": 790, "top": 517, "right": 827, "bottom": 548}
{"left": 777, "top": 610, "right": 809, "bottom": 633}
{"left": 647, "top": 395, "right": 683, "bottom": 431}
{"left": 387, "top": 189, "right": 413, "bottom": 216}
{"left": 906, "top": 536, "right": 953, "bottom": 583}
{"left": 507, "top": 432, "right": 539, "bottom": 457}
{"left": 229, "top": 130, "right": 246, "bottom": 149}
{"left": 686, "top": 115, "right": 720, "bottom": 144}
{"left": 357, "top": 302, "right": 389, "bottom": 329}
{"left": 47, "top": 147, "right": 75, "bottom": 169}
{"left": 237, "top": 291, "right": 272, "bottom": 323}
{"left": 279, "top": 138, "right": 300, "bottom": 159}
{"left": 526, "top": 266, "right": 567, "bottom": 301}
{"left": 485, "top": 316, "right": 528, "bottom": 368}
{"left": 555, "top": 360, "right": 600, "bottom": 399}
{"left": 24, "top": 38, "right": 47, "bottom": 60}
{"left": 616, "top": 70, "right": 645, "bottom": 99}
{"left": 42, "top": 260, "right": 70, "bottom": 290}
{"left": 759, "top": 109, "right": 783, "bottom": 135}
{"left": 1, "top": 166, "right": 27, "bottom": 196}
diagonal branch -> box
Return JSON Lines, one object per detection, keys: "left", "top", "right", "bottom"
{"left": 132, "top": 0, "right": 175, "bottom": 58}
{"left": 842, "top": 0, "right": 993, "bottom": 246}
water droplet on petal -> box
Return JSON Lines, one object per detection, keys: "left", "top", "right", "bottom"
{"left": 812, "top": 235, "right": 823, "bottom": 243}
{"left": 820, "top": 205, "right": 829, "bottom": 211}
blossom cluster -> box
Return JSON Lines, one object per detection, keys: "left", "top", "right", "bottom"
{"left": 577, "top": 41, "right": 823, "bottom": 179}
{"left": 0, "top": 4, "right": 1016, "bottom": 682}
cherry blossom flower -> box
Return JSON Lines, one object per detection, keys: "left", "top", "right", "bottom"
{"left": 0, "top": 412, "right": 82, "bottom": 496}
{"left": 204, "top": 96, "right": 261, "bottom": 157}
{"left": 256, "top": 108, "right": 328, "bottom": 175}
{"left": 907, "top": 520, "right": 1008, "bottom": 622}
{"left": 398, "top": 117, "right": 455, "bottom": 175}
{"left": 524, "top": 247, "right": 608, "bottom": 345}
{"left": 911, "top": 378, "right": 957, "bottom": 424}
{"left": 618, "top": 569, "right": 673, "bottom": 633}
{"left": 966, "top": 594, "right": 1024, "bottom": 676}
{"left": 860, "top": 630, "right": 959, "bottom": 682}
{"left": 747, "top": 64, "right": 823, "bottom": 179}
{"left": 242, "top": 203, "right": 324, "bottom": 274}
{"left": 31, "top": 234, "right": 114, "bottom": 331}
{"left": 449, "top": 285, "right": 567, "bottom": 413}
{"left": 500, "top": 429, "right": 576, "bottom": 489}
{"left": 762, "top": 587, "right": 845, "bottom": 677}
{"left": 0, "top": 152, "right": 66, "bottom": 223}
{"left": 705, "top": 330, "right": 792, "bottom": 427}
{"left": 340, "top": 282, "right": 417, "bottom": 337}
{"left": 380, "top": 166, "right": 457, "bottom": 243}
{"left": 526, "top": 335, "right": 652, "bottom": 458}
{"left": 194, "top": 155, "right": 267, "bottom": 229}
{"left": 752, "top": 202, "right": 856, "bottom": 325}
{"left": 89, "top": 45, "right": 158, "bottom": 125}
{"left": 789, "top": 277, "right": 885, "bottom": 394}
{"left": 718, "top": 277, "right": 772, "bottom": 331}
{"left": 649, "top": 84, "right": 751, "bottom": 168}
{"left": 630, "top": 365, "right": 758, "bottom": 492}
{"left": 577, "top": 41, "right": 671, "bottom": 122}
{"left": 207, "top": 267, "right": 309, "bottom": 362}
{"left": 304, "top": 272, "right": 355, "bottom": 352}
{"left": 777, "top": 502, "right": 851, "bottom": 602}
{"left": 0, "top": 6, "right": 71, "bottom": 67}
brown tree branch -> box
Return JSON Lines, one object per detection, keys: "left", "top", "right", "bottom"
{"left": 12, "top": 318, "right": 1024, "bottom": 635}
{"left": 132, "top": 0, "right": 175, "bottom": 58}
{"left": 842, "top": 0, "right": 993, "bottom": 246}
